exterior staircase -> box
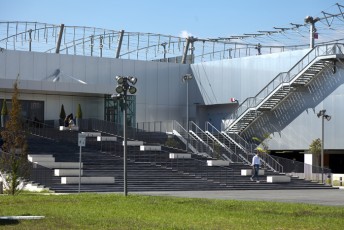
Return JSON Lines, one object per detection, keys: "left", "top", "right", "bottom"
{"left": 224, "top": 43, "right": 344, "bottom": 134}
{"left": 21, "top": 127, "right": 335, "bottom": 193}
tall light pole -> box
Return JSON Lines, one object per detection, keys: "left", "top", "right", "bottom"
{"left": 183, "top": 74, "right": 193, "bottom": 152}
{"left": 112, "top": 76, "right": 137, "bottom": 196}
{"left": 317, "top": 109, "right": 331, "bottom": 184}
{"left": 305, "top": 16, "right": 320, "bottom": 48}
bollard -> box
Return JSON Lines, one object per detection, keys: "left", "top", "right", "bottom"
{"left": 0, "top": 182, "right": 3, "bottom": 194}
{"left": 340, "top": 177, "right": 343, "bottom": 186}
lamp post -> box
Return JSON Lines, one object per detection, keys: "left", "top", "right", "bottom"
{"left": 304, "top": 16, "right": 320, "bottom": 48}
{"left": 183, "top": 74, "right": 193, "bottom": 152}
{"left": 317, "top": 109, "right": 331, "bottom": 184}
{"left": 112, "top": 76, "right": 137, "bottom": 196}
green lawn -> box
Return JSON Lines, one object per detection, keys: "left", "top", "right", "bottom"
{"left": 0, "top": 193, "right": 343, "bottom": 229}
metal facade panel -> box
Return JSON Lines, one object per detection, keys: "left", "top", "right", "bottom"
{"left": 45, "top": 53, "right": 60, "bottom": 83}
{"left": 157, "top": 63, "right": 170, "bottom": 105}
{"left": 133, "top": 60, "right": 147, "bottom": 104}
{"left": 0, "top": 50, "right": 5, "bottom": 78}
{"left": 172, "top": 66, "right": 186, "bottom": 106}
{"left": 122, "top": 59, "right": 135, "bottom": 76}
{"left": 144, "top": 61, "right": 158, "bottom": 111}
{"left": 18, "top": 52, "right": 34, "bottom": 80}
{"left": 33, "top": 52, "right": 47, "bottom": 81}
{"left": 85, "top": 56, "right": 99, "bottom": 85}
{"left": 192, "top": 50, "right": 309, "bottom": 105}
{"left": 5, "top": 51, "right": 20, "bottom": 79}
{"left": 72, "top": 55, "right": 87, "bottom": 84}
{"left": 59, "top": 55, "right": 74, "bottom": 84}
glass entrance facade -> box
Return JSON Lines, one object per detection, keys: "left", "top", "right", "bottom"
{"left": 104, "top": 95, "right": 136, "bottom": 127}
{"left": 0, "top": 99, "right": 44, "bottom": 122}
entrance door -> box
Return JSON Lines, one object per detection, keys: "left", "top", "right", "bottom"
{"left": 104, "top": 95, "right": 136, "bottom": 127}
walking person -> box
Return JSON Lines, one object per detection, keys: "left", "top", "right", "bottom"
{"left": 250, "top": 152, "right": 261, "bottom": 183}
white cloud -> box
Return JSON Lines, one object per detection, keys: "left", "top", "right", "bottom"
{"left": 179, "top": 30, "right": 193, "bottom": 38}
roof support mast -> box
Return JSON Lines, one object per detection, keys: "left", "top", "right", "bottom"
{"left": 55, "top": 24, "right": 64, "bottom": 53}
{"left": 181, "top": 36, "right": 194, "bottom": 64}
{"left": 116, "top": 30, "right": 125, "bottom": 58}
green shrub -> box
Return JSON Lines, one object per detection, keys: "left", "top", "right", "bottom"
{"left": 76, "top": 104, "right": 82, "bottom": 119}
{"left": 1, "top": 99, "right": 8, "bottom": 115}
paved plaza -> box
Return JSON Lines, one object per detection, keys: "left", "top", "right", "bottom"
{"left": 136, "top": 189, "right": 344, "bottom": 206}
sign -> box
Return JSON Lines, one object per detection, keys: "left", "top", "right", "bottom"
{"left": 78, "top": 133, "right": 86, "bottom": 147}
{"left": 230, "top": 98, "right": 238, "bottom": 103}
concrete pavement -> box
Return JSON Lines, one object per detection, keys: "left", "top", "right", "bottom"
{"left": 135, "top": 188, "right": 344, "bottom": 206}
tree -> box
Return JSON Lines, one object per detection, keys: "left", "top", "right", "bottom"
{"left": 309, "top": 138, "right": 321, "bottom": 167}
{"left": 59, "top": 104, "right": 66, "bottom": 120}
{"left": 59, "top": 104, "right": 66, "bottom": 126}
{"left": 0, "top": 78, "right": 29, "bottom": 195}
{"left": 252, "top": 133, "right": 271, "bottom": 169}
{"left": 76, "top": 104, "right": 82, "bottom": 119}
{"left": 252, "top": 133, "right": 271, "bottom": 154}
{"left": 1, "top": 98, "right": 8, "bottom": 128}
{"left": 75, "top": 104, "right": 82, "bottom": 128}
{"left": 1, "top": 99, "right": 8, "bottom": 115}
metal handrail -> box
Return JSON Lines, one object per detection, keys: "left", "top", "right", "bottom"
{"left": 205, "top": 122, "right": 283, "bottom": 171}
{"left": 189, "top": 121, "right": 219, "bottom": 158}
{"left": 205, "top": 122, "right": 245, "bottom": 163}
{"left": 225, "top": 43, "right": 344, "bottom": 131}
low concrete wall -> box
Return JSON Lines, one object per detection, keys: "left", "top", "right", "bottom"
{"left": 169, "top": 153, "right": 191, "bottom": 159}
{"left": 126, "top": 141, "right": 144, "bottom": 146}
{"left": 54, "top": 169, "right": 83, "bottom": 176}
{"left": 97, "top": 136, "right": 117, "bottom": 141}
{"left": 59, "top": 126, "right": 79, "bottom": 131}
{"left": 61, "top": 177, "right": 115, "bottom": 184}
{"left": 28, "top": 154, "right": 55, "bottom": 162}
{"left": 267, "top": 175, "right": 291, "bottom": 183}
{"left": 140, "top": 145, "right": 161, "bottom": 151}
{"left": 206, "top": 160, "right": 230, "bottom": 166}
{"left": 241, "top": 169, "right": 265, "bottom": 176}
{"left": 81, "top": 132, "right": 101, "bottom": 137}
{"left": 34, "top": 162, "right": 83, "bottom": 169}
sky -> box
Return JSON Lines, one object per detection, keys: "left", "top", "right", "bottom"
{"left": 1, "top": 0, "right": 343, "bottom": 39}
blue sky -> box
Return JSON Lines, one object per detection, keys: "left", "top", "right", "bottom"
{"left": 1, "top": 0, "right": 342, "bottom": 38}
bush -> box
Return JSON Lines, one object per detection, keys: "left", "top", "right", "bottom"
{"left": 1, "top": 99, "right": 8, "bottom": 115}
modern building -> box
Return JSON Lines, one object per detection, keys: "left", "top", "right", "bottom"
{"left": 1, "top": 5, "right": 344, "bottom": 175}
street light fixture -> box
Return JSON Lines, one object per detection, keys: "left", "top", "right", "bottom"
{"left": 316, "top": 109, "right": 331, "bottom": 184}
{"left": 112, "top": 76, "right": 138, "bottom": 196}
{"left": 304, "top": 16, "right": 320, "bottom": 48}
{"left": 183, "top": 74, "right": 193, "bottom": 152}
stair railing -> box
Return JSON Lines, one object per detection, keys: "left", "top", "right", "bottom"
{"left": 224, "top": 43, "right": 344, "bottom": 132}
{"left": 219, "top": 126, "right": 283, "bottom": 172}
{"left": 168, "top": 120, "right": 208, "bottom": 156}
{"left": 205, "top": 121, "right": 245, "bottom": 163}
{"left": 189, "top": 121, "right": 220, "bottom": 159}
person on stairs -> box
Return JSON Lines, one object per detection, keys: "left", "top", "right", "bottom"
{"left": 251, "top": 152, "right": 261, "bottom": 183}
